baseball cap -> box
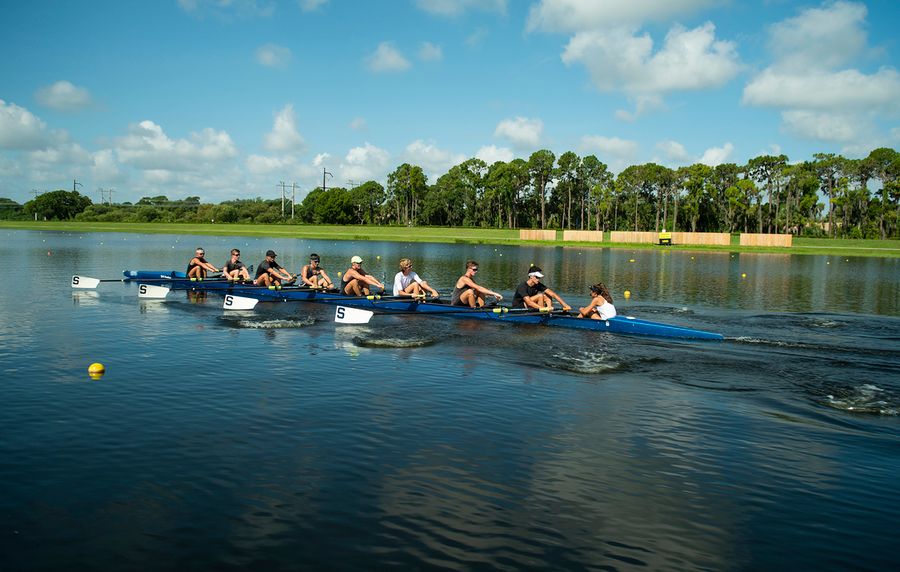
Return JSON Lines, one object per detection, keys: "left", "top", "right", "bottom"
{"left": 351, "top": 255, "right": 363, "bottom": 264}
{"left": 266, "top": 250, "right": 277, "bottom": 257}
{"left": 310, "top": 253, "right": 320, "bottom": 262}
{"left": 528, "top": 265, "right": 544, "bottom": 278}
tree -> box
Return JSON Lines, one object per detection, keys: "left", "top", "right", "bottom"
{"left": 24, "top": 190, "right": 92, "bottom": 220}
{"left": 747, "top": 154, "right": 788, "bottom": 233}
{"left": 528, "top": 150, "right": 555, "bottom": 229}
{"left": 386, "top": 164, "right": 427, "bottom": 225}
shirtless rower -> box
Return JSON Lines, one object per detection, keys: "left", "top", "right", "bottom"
{"left": 510, "top": 266, "right": 571, "bottom": 311}
{"left": 254, "top": 250, "right": 294, "bottom": 288}
{"left": 299, "top": 253, "right": 334, "bottom": 289}
{"left": 222, "top": 248, "right": 251, "bottom": 282}
{"left": 340, "top": 255, "right": 384, "bottom": 296}
{"left": 450, "top": 260, "right": 503, "bottom": 307}
{"left": 392, "top": 258, "right": 439, "bottom": 298}
{"left": 187, "top": 247, "right": 219, "bottom": 280}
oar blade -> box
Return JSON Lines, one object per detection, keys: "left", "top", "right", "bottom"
{"left": 137, "top": 284, "right": 170, "bottom": 299}
{"left": 335, "top": 305, "right": 374, "bottom": 324}
{"left": 71, "top": 275, "right": 101, "bottom": 289}
{"left": 223, "top": 294, "right": 259, "bottom": 310}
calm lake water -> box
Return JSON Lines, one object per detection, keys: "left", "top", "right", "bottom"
{"left": 2, "top": 229, "right": 899, "bottom": 571}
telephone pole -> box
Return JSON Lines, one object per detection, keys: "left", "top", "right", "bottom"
{"left": 73, "top": 179, "right": 82, "bottom": 193}
{"left": 322, "top": 167, "right": 332, "bottom": 192}
{"left": 278, "top": 181, "right": 288, "bottom": 217}
{"left": 290, "top": 182, "right": 296, "bottom": 220}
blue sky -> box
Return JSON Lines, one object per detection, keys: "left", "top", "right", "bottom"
{"left": 1, "top": 0, "right": 898, "bottom": 204}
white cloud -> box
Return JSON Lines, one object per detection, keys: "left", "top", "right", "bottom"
{"left": 742, "top": 1, "right": 899, "bottom": 149}
{"left": 299, "top": 0, "right": 328, "bottom": 12}
{"left": 177, "top": 0, "right": 275, "bottom": 19}
{"left": 312, "top": 152, "right": 330, "bottom": 167}
{"left": 339, "top": 142, "right": 391, "bottom": 182}
{"left": 0, "top": 100, "right": 50, "bottom": 149}
{"left": 656, "top": 140, "right": 690, "bottom": 163}
{"left": 404, "top": 139, "right": 465, "bottom": 175}
{"left": 494, "top": 116, "right": 543, "bottom": 148}
{"left": 256, "top": 43, "right": 292, "bottom": 68}
{"left": 116, "top": 120, "right": 237, "bottom": 171}
{"left": 91, "top": 149, "right": 122, "bottom": 183}
{"left": 464, "top": 28, "right": 489, "bottom": 48}
{"left": 415, "top": 0, "right": 506, "bottom": 17}
{"left": 246, "top": 154, "right": 296, "bottom": 175}
{"left": 349, "top": 117, "right": 367, "bottom": 131}
{"left": 615, "top": 95, "right": 664, "bottom": 122}
{"left": 579, "top": 135, "right": 638, "bottom": 172}
{"left": 418, "top": 42, "right": 443, "bottom": 62}
{"left": 476, "top": 145, "right": 514, "bottom": 164}
{"left": 527, "top": 0, "right": 716, "bottom": 33}
{"left": 264, "top": 104, "right": 305, "bottom": 152}
{"left": 562, "top": 22, "right": 740, "bottom": 97}
{"left": 699, "top": 142, "right": 733, "bottom": 166}
{"left": 365, "top": 42, "right": 411, "bottom": 73}
{"left": 35, "top": 81, "right": 92, "bottom": 112}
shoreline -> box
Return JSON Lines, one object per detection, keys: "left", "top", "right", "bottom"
{"left": 3, "top": 221, "right": 898, "bottom": 258}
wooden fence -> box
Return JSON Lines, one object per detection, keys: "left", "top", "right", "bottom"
{"left": 740, "top": 233, "right": 793, "bottom": 247}
{"left": 561, "top": 230, "right": 604, "bottom": 242}
{"left": 671, "top": 232, "right": 731, "bottom": 246}
{"left": 519, "top": 229, "right": 557, "bottom": 241}
{"left": 609, "top": 231, "right": 658, "bottom": 243}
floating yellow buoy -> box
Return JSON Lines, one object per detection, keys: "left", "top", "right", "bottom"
{"left": 88, "top": 363, "right": 105, "bottom": 379}
{"left": 629, "top": 259, "right": 635, "bottom": 263}
{"left": 741, "top": 273, "right": 747, "bottom": 278}
{"left": 337, "top": 271, "right": 342, "bottom": 277}
{"left": 376, "top": 255, "right": 381, "bottom": 260}
{"left": 691, "top": 256, "right": 695, "bottom": 260}
{"left": 624, "top": 290, "right": 631, "bottom": 299}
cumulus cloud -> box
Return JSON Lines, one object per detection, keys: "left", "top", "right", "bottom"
{"left": 35, "top": 81, "right": 92, "bottom": 112}
{"left": 579, "top": 135, "right": 638, "bottom": 172}
{"left": 365, "top": 42, "right": 411, "bottom": 73}
{"left": 415, "top": 0, "right": 506, "bottom": 17}
{"left": 256, "top": 43, "right": 292, "bottom": 68}
{"left": 91, "top": 149, "right": 122, "bottom": 183}
{"left": 476, "top": 145, "right": 514, "bottom": 164}
{"left": 742, "top": 1, "right": 899, "bottom": 150}
{"left": 527, "top": 0, "right": 716, "bottom": 33}
{"left": 312, "top": 152, "right": 330, "bottom": 167}
{"left": 0, "top": 100, "right": 50, "bottom": 149}
{"left": 404, "top": 139, "right": 465, "bottom": 175}
{"left": 339, "top": 142, "right": 391, "bottom": 181}
{"left": 246, "top": 154, "right": 296, "bottom": 175}
{"left": 299, "top": 0, "right": 328, "bottom": 12}
{"left": 418, "top": 42, "right": 443, "bottom": 62}
{"left": 699, "top": 142, "right": 733, "bottom": 166}
{"left": 264, "top": 105, "right": 305, "bottom": 152}
{"left": 494, "top": 116, "right": 542, "bottom": 148}
{"left": 116, "top": 120, "right": 237, "bottom": 171}
{"left": 656, "top": 140, "right": 690, "bottom": 163}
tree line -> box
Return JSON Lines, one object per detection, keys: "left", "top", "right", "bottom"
{"left": 5, "top": 147, "right": 898, "bottom": 239}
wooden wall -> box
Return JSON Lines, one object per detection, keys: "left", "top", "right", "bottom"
{"left": 740, "top": 233, "right": 793, "bottom": 247}
{"left": 609, "top": 231, "right": 658, "bottom": 243}
{"left": 561, "top": 230, "right": 604, "bottom": 242}
{"left": 671, "top": 232, "right": 731, "bottom": 246}
{"left": 519, "top": 229, "right": 557, "bottom": 241}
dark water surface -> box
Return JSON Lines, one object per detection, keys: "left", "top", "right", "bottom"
{"left": 1, "top": 230, "right": 898, "bottom": 571}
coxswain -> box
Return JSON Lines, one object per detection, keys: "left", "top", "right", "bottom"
{"left": 254, "top": 250, "right": 294, "bottom": 287}
{"left": 340, "top": 255, "right": 384, "bottom": 296}
{"left": 222, "top": 248, "right": 251, "bottom": 282}
{"left": 300, "top": 253, "right": 334, "bottom": 290}
{"left": 578, "top": 282, "right": 617, "bottom": 320}
{"left": 187, "top": 247, "right": 219, "bottom": 279}
{"left": 392, "top": 258, "right": 439, "bottom": 298}
{"left": 510, "top": 266, "right": 571, "bottom": 311}
{"left": 450, "top": 260, "right": 503, "bottom": 307}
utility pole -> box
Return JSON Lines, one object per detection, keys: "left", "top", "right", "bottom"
{"left": 290, "top": 182, "right": 296, "bottom": 220}
{"left": 107, "top": 188, "right": 114, "bottom": 205}
{"left": 31, "top": 189, "right": 40, "bottom": 220}
{"left": 73, "top": 179, "right": 82, "bottom": 193}
{"left": 278, "top": 181, "right": 288, "bottom": 217}
{"left": 322, "top": 167, "right": 332, "bottom": 192}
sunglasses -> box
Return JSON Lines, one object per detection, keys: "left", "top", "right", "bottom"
{"left": 471, "top": 267, "right": 479, "bottom": 272}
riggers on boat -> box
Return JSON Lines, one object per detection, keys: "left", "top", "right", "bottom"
{"left": 122, "top": 270, "right": 725, "bottom": 340}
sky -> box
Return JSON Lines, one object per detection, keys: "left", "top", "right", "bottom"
{"left": 1, "top": 0, "right": 898, "bottom": 205}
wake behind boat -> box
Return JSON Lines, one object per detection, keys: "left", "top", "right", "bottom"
{"left": 103, "top": 269, "right": 725, "bottom": 340}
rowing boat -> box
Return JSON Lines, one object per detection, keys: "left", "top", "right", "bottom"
{"left": 122, "top": 269, "right": 724, "bottom": 340}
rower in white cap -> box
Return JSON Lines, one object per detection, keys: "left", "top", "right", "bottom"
{"left": 510, "top": 265, "right": 570, "bottom": 311}
{"left": 340, "top": 255, "right": 385, "bottom": 296}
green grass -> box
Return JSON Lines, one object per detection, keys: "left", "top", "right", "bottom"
{"left": 2, "top": 221, "right": 898, "bottom": 257}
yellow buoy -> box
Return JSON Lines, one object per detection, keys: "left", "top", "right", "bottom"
{"left": 741, "top": 273, "right": 747, "bottom": 278}
{"left": 629, "top": 259, "right": 635, "bottom": 263}
{"left": 624, "top": 290, "right": 631, "bottom": 299}
{"left": 376, "top": 255, "right": 381, "bottom": 260}
{"left": 88, "top": 363, "right": 105, "bottom": 379}
{"left": 337, "top": 271, "right": 342, "bottom": 277}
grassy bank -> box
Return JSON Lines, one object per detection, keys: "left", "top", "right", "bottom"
{"left": 2, "top": 221, "right": 898, "bottom": 257}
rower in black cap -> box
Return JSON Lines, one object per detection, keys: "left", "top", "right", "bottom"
{"left": 254, "top": 249, "right": 294, "bottom": 287}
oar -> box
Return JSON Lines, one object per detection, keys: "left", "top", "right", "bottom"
{"left": 334, "top": 305, "right": 375, "bottom": 324}
{"left": 223, "top": 294, "right": 259, "bottom": 310}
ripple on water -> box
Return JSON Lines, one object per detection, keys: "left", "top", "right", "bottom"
{"left": 353, "top": 336, "right": 438, "bottom": 348}
{"left": 544, "top": 350, "right": 626, "bottom": 374}
{"left": 822, "top": 384, "right": 899, "bottom": 416}
{"left": 220, "top": 316, "right": 317, "bottom": 329}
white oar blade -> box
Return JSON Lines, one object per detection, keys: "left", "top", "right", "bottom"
{"left": 223, "top": 294, "right": 259, "bottom": 310}
{"left": 137, "top": 284, "right": 170, "bottom": 299}
{"left": 72, "top": 275, "right": 101, "bottom": 289}
{"left": 335, "top": 305, "right": 374, "bottom": 324}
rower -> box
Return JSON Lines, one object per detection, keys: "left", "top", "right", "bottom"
{"left": 254, "top": 250, "right": 294, "bottom": 287}
{"left": 511, "top": 266, "right": 571, "bottom": 311}
{"left": 222, "top": 248, "right": 251, "bottom": 282}
{"left": 450, "top": 260, "right": 503, "bottom": 307}
{"left": 392, "top": 258, "right": 439, "bottom": 299}
{"left": 341, "top": 255, "right": 384, "bottom": 296}
{"left": 300, "top": 253, "right": 334, "bottom": 290}
{"left": 578, "top": 282, "right": 617, "bottom": 320}
{"left": 187, "top": 247, "right": 219, "bottom": 280}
